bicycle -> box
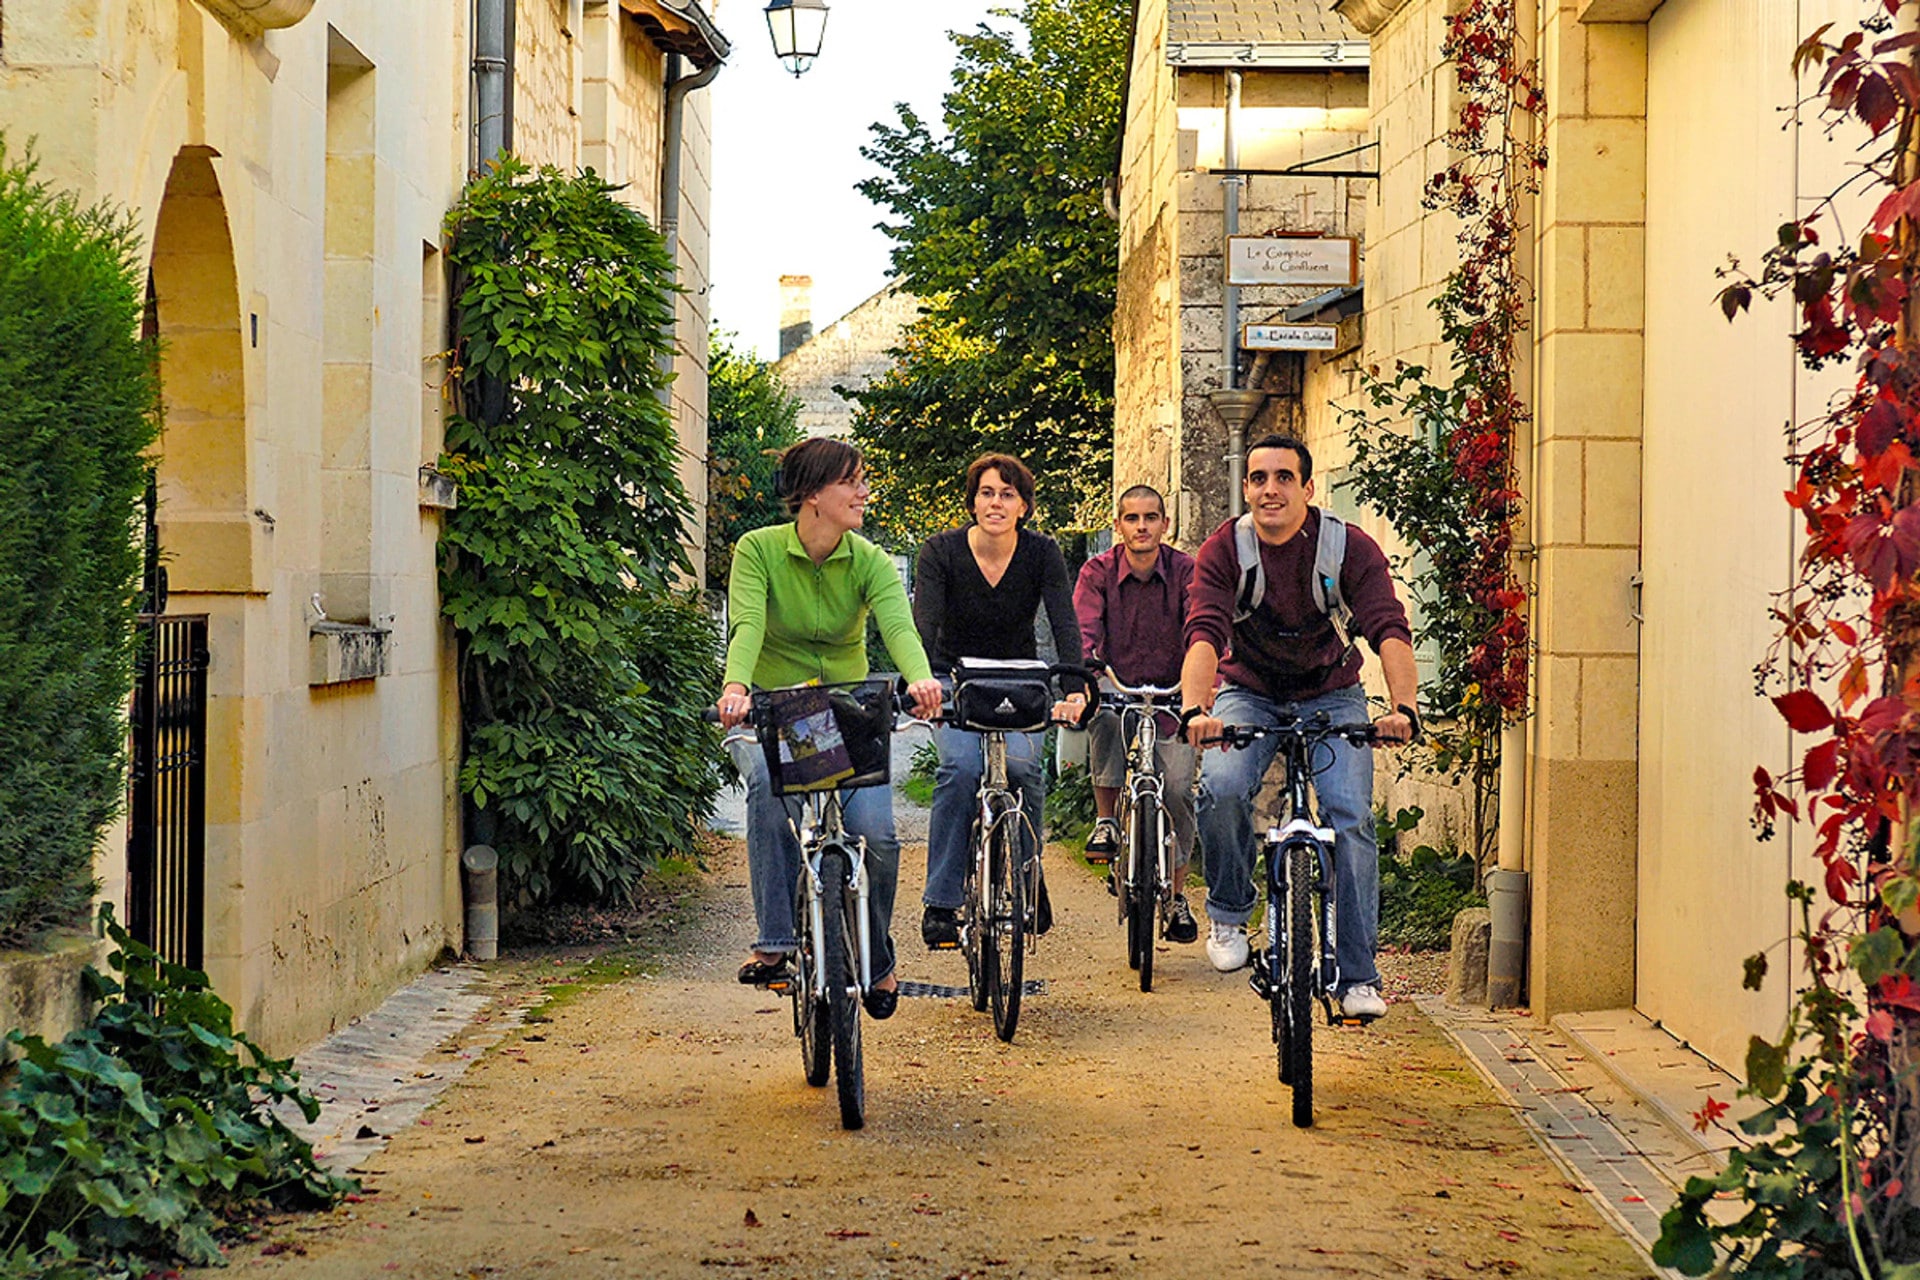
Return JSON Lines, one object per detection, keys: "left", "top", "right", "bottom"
{"left": 1096, "top": 677, "right": 1184, "bottom": 993}
{"left": 708, "top": 678, "right": 913, "bottom": 1130}
{"left": 941, "top": 658, "right": 1091, "bottom": 1043}
{"left": 1211, "top": 710, "right": 1396, "bottom": 1128}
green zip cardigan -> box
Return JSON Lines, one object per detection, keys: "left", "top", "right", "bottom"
{"left": 723, "top": 523, "right": 934, "bottom": 690}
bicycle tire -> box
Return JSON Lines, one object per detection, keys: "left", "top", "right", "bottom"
{"left": 988, "top": 807, "right": 1026, "bottom": 1042}
{"left": 1284, "top": 839, "right": 1317, "bottom": 1128}
{"left": 963, "top": 819, "right": 989, "bottom": 1012}
{"left": 818, "top": 848, "right": 864, "bottom": 1130}
{"left": 794, "top": 873, "right": 829, "bottom": 1088}
{"left": 1128, "top": 791, "right": 1160, "bottom": 992}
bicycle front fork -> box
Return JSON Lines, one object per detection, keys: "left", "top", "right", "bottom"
{"left": 1257, "top": 823, "right": 1340, "bottom": 1001}
{"left": 805, "top": 840, "right": 872, "bottom": 998}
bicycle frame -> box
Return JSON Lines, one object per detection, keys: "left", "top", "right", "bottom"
{"left": 1264, "top": 737, "right": 1340, "bottom": 1006}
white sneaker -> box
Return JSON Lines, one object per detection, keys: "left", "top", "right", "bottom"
{"left": 1340, "top": 984, "right": 1387, "bottom": 1019}
{"left": 1206, "top": 921, "right": 1249, "bottom": 972}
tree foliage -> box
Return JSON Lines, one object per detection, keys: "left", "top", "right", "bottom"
{"left": 706, "top": 330, "right": 801, "bottom": 584}
{"left": 440, "top": 158, "right": 724, "bottom": 906}
{"left": 851, "top": 0, "right": 1128, "bottom": 538}
{"left": 0, "top": 141, "right": 158, "bottom": 948}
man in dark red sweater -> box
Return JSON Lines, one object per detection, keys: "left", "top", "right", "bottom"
{"left": 1179, "top": 435, "right": 1418, "bottom": 1019}
{"left": 1073, "top": 483, "right": 1200, "bottom": 944}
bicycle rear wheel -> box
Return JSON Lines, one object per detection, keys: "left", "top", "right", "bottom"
{"left": 1127, "top": 792, "right": 1160, "bottom": 992}
{"left": 818, "top": 848, "right": 864, "bottom": 1130}
{"left": 987, "top": 808, "right": 1026, "bottom": 1042}
{"left": 1283, "top": 840, "right": 1317, "bottom": 1128}
{"left": 794, "top": 873, "right": 829, "bottom": 1088}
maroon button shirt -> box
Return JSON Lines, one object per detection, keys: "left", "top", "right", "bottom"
{"left": 1073, "top": 543, "right": 1195, "bottom": 688}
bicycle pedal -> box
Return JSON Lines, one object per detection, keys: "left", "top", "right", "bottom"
{"left": 926, "top": 940, "right": 960, "bottom": 952}
{"left": 763, "top": 978, "right": 792, "bottom": 993}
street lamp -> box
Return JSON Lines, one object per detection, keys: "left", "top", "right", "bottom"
{"left": 764, "top": 0, "right": 828, "bottom": 77}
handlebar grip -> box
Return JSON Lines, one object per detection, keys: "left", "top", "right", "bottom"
{"left": 700, "top": 707, "right": 721, "bottom": 724}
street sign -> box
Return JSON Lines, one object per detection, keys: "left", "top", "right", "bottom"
{"left": 1227, "top": 235, "right": 1359, "bottom": 287}
{"left": 1243, "top": 323, "right": 1338, "bottom": 351}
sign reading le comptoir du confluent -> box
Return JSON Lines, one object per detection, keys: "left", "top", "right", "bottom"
{"left": 1226, "top": 234, "right": 1359, "bottom": 288}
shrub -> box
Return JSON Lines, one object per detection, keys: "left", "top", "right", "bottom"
{"left": 1375, "top": 806, "right": 1484, "bottom": 952}
{"left": 0, "top": 141, "right": 159, "bottom": 948}
{"left": 0, "top": 907, "right": 352, "bottom": 1277}
{"left": 440, "top": 157, "right": 724, "bottom": 905}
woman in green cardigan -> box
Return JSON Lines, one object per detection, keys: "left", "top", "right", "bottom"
{"left": 715, "top": 438, "right": 942, "bottom": 1019}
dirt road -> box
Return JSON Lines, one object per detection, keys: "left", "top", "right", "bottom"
{"left": 234, "top": 838, "right": 1654, "bottom": 1279}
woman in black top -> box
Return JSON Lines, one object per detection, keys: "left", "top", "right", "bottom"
{"left": 913, "top": 454, "right": 1087, "bottom": 949}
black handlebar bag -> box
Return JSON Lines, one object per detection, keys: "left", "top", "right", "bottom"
{"left": 758, "top": 679, "right": 895, "bottom": 795}
{"left": 951, "top": 658, "right": 1052, "bottom": 734}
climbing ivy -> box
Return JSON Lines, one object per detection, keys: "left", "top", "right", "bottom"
{"left": 440, "top": 158, "right": 724, "bottom": 905}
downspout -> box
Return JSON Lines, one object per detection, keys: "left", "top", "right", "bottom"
{"left": 1222, "top": 68, "right": 1245, "bottom": 513}
{"left": 464, "top": 0, "right": 515, "bottom": 961}
{"left": 474, "top": 0, "right": 511, "bottom": 169}
{"left": 1487, "top": 0, "right": 1543, "bottom": 1010}
{"left": 658, "top": 52, "right": 723, "bottom": 402}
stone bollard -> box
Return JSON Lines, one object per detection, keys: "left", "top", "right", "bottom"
{"left": 462, "top": 844, "right": 499, "bottom": 961}
{"left": 1447, "top": 906, "right": 1492, "bottom": 1007}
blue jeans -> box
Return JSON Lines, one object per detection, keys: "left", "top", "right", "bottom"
{"left": 729, "top": 737, "right": 900, "bottom": 983}
{"left": 1195, "top": 683, "right": 1380, "bottom": 992}
{"left": 924, "top": 722, "right": 1045, "bottom": 910}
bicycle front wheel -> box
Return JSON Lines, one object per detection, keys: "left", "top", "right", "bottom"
{"left": 794, "top": 873, "right": 829, "bottom": 1088}
{"left": 1127, "top": 792, "right": 1160, "bottom": 992}
{"left": 818, "top": 848, "right": 864, "bottom": 1130}
{"left": 987, "top": 808, "right": 1026, "bottom": 1042}
{"left": 963, "top": 820, "right": 989, "bottom": 1012}
{"left": 1282, "top": 840, "right": 1317, "bottom": 1127}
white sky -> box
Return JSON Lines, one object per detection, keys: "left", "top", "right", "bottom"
{"left": 708, "top": 0, "right": 1006, "bottom": 360}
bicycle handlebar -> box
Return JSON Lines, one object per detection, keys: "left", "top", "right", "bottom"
{"left": 1203, "top": 716, "right": 1384, "bottom": 751}
{"left": 1097, "top": 675, "right": 1183, "bottom": 707}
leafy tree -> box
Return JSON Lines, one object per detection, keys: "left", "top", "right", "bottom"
{"left": 440, "top": 158, "right": 724, "bottom": 906}
{"left": 706, "top": 330, "right": 801, "bottom": 584}
{"left": 851, "top": 0, "right": 1128, "bottom": 538}
{"left": 0, "top": 141, "right": 158, "bottom": 947}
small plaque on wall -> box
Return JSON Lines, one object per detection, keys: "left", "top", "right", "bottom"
{"left": 1227, "top": 235, "right": 1359, "bottom": 287}
{"left": 1243, "top": 323, "right": 1339, "bottom": 351}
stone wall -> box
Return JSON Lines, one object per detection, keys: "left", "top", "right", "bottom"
{"left": 1172, "top": 67, "right": 1370, "bottom": 542}
{"left": 0, "top": 0, "right": 719, "bottom": 1052}
{"left": 1113, "top": 0, "right": 1184, "bottom": 522}
{"left": 772, "top": 285, "right": 921, "bottom": 440}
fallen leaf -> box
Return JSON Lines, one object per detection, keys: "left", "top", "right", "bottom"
{"left": 826, "top": 1229, "right": 871, "bottom": 1240}
{"left": 744, "top": 1209, "right": 760, "bottom": 1228}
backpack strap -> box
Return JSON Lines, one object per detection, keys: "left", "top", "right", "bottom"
{"left": 1232, "top": 513, "right": 1263, "bottom": 622}
{"left": 1312, "top": 512, "right": 1355, "bottom": 654}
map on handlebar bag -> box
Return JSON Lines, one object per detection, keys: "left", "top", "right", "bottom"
{"left": 762, "top": 684, "right": 855, "bottom": 790}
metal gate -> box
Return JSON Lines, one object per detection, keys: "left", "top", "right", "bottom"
{"left": 127, "top": 612, "right": 210, "bottom": 971}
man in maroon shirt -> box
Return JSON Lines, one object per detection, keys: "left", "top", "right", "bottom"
{"left": 1073, "top": 484, "right": 1200, "bottom": 944}
{"left": 1179, "top": 435, "right": 1418, "bottom": 1019}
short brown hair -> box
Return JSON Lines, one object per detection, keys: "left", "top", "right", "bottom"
{"left": 777, "top": 437, "right": 862, "bottom": 516}
{"left": 1115, "top": 483, "right": 1165, "bottom": 517}
{"left": 964, "top": 453, "right": 1036, "bottom": 524}
{"left": 1245, "top": 433, "right": 1313, "bottom": 486}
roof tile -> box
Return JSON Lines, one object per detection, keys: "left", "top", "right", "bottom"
{"left": 1167, "top": 0, "right": 1359, "bottom": 46}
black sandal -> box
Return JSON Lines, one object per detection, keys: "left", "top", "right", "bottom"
{"left": 737, "top": 955, "right": 792, "bottom": 986}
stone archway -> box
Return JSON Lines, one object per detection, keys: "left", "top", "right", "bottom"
{"left": 149, "top": 146, "right": 254, "bottom": 591}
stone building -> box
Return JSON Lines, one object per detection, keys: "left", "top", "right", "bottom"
{"left": 1328, "top": 0, "right": 1858, "bottom": 1075}
{"left": 772, "top": 277, "right": 921, "bottom": 439}
{"left": 0, "top": 0, "right": 724, "bottom": 1052}
{"left": 1113, "top": 0, "right": 1370, "bottom": 545}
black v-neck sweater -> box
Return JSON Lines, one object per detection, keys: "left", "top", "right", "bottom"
{"left": 913, "top": 526, "right": 1085, "bottom": 678}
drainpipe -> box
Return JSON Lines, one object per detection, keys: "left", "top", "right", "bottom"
{"left": 1221, "top": 68, "right": 1246, "bottom": 513}
{"left": 658, "top": 52, "right": 723, "bottom": 402}
{"left": 474, "top": 0, "right": 513, "bottom": 169}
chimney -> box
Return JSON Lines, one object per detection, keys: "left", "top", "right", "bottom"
{"left": 778, "top": 274, "right": 814, "bottom": 357}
